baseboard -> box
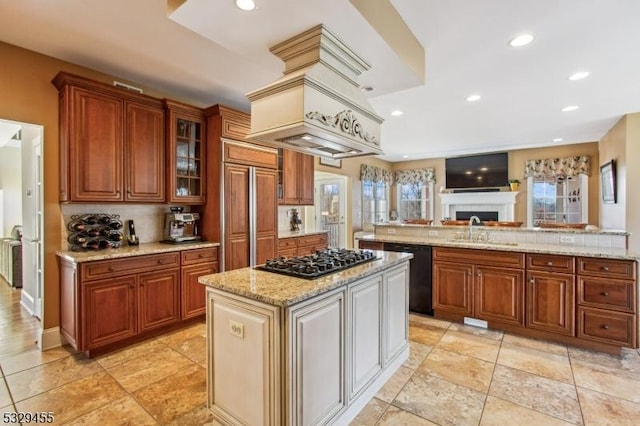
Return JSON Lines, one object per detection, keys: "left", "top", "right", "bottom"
{"left": 20, "top": 290, "right": 35, "bottom": 315}
{"left": 39, "top": 327, "right": 64, "bottom": 350}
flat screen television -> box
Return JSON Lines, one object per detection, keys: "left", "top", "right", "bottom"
{"left": 445, "top": 152, "right": 508, "bottom": 189}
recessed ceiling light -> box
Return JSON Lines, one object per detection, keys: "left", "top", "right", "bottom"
{"left": 466, "top": 94, "right": 481, "bottom": 102}
{"left": 361, "top": 85, "right": 374, "bottom": 92}
{"left": 390, "top": 110, "right": 404, "bottom": 116}
{"left": 235, "top": 0, "right": 255, "bottom": 11}
{"left": 480, "top": 167, "right": 488, "bottom": 172}
{"left": 301, "top": 135, "right": 313, "bottom": 140}
{"left": 553, "top": 138, "right": 564, "bottom": 142}
{"left": 465, "top": 171, "right": 472, "bottom": 175}
{"left": 568, "top": 71, "right": 590, "bottom": 81}
{"left": 509, "top": 34, "right": 534, "bottom": 47}
{"left": 562, "top": 105, "right": 580, "bottom": 112}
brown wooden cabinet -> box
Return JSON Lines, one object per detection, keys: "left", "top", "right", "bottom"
{"left": 433, "top": 247, "right": 525, "bottom": 327}
{"left": 165, "top": 100, "right": 206, "bottom": 204}
{"left": 577, "top": 257, "right": 637, "bottom": 347}
{"left": 279, "top": 148, "right": 315, "bottom": 205}
{"left": 278, "top": 233, "right": 329, "bottom": 257}
{"left": 357, "top": 240, "right": 384, "bottom": 251}
{"left": 525, "top": 254, "right": 575, "bottom": 336}
{"left": 58, "top": 246, "right": 218, "bottom": 356}
{"left": 53, "top": 72, "right": 165, "bottom": 203}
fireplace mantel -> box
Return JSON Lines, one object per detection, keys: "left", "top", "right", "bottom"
{"left": 439, "top": 191, "right": 519, "bottom": 221}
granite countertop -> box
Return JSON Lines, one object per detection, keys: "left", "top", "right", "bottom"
{"left": 199, "top": 251, "right": 413, "bottom": 307}
{"left": 56, "top": 241, "right": 220, "bottom": 263}
{"left": 374, "top": 222, "right": 629, "bottom": 236}
{"left": 360, "top": 234, "right": 640, "bottom": 261}
{"left": 278, "top": 229, "right": 330, "bottom": 239}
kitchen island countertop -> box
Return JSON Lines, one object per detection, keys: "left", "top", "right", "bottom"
{"left": 56, "top": 241, "right": 220, "bottom": 263}
{"left": 199, "top": 251, "right": 412, "bottom": 307}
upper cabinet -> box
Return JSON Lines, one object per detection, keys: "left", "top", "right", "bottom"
{"left": 279, "top": 148, "right": 315, "bottom": 205}
{"left": 53, "top": 72, "right": 165, "bottom": 203}
{"left": 165, "top": 100, "right": 206, "bottom": 205}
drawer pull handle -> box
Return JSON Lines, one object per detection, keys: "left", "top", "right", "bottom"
{"left": 198, "top": 254, "right": 203, "bottom": 258}
{"left": 529, "top": 278, "right": 535, "bottom": 284}
{"left": 546, "top": 261, "right": 553, "bottom": 266}
{"left": 601, "top": 291, "right": 609, "bottom": 297}
{"left": 158, "top": 259, "right": 164, "bottom": 264}
{"left": 602, "top": 324, "right": 609, "bottom": 330}
{"left": 601, "top": 266, "right": 610, "bottom": 272}
{"left": 108, "top": 266, "right": 115, "bottom": 272}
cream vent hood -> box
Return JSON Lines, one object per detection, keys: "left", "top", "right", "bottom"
{"left": 246, "top": 25, "right": 384, "bottom": 159}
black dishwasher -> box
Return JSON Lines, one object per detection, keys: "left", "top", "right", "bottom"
{"left": 383, "top": 243, "right": 433, "bottom": 315}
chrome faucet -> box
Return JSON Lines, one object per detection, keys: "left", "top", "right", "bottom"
{"left": 468, "top": 215, "right": 481, "bottom": 240}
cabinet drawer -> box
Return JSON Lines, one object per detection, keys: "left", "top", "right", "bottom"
{"left": 577, "top": 307, "right": 636, "bottom": 347}
{"left": 527, "top": 254, "right": 574, "bottom": 273}
{"left": 278, "top": 248, "right": 298, "bottom": 258}
{"left": 433, "top": 247, "right": 524, "bottom": 268}
{"left": 577, "top": 277, "right": 636, "bottom": 312}
{"left": 298, "top": 233, "right": 328, "bottom": 247}
{"left": 81, "top": 253, "right": 180, "bottom": 281}
{"left": 278, "top": 238, "right": 298, "bottom": 250}
{"left": 224, "top": 141, "right": 278, "bottom": 169}
{"left": 181, "top": 247, "right": 219, "bottom": 265}
{"left": 358, "top": 240, "right": 384, "bottom": 251}
{"left": 577, "top": 257, "right": 636, "bottom": 280}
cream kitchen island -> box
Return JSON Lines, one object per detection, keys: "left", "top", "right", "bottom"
{"left": 198, "top": 251, "right": 412, "bottom": 426}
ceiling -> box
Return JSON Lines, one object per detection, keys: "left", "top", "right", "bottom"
{"left": 1, "top": 0, "right": 639, "bottom": 162}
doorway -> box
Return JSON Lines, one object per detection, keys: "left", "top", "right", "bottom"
{"left": 0, "top": 118, "right": 45, "bottom": 328}
{"left": 315, "top": 173, "right": 347, "bottom": 248}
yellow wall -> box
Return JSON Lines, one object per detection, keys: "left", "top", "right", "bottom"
{"left": 0, "top": 41, "right": 197, "bottom": 330}
{"left": 599, "top": 117, "right": 627, "bottom": 229}
{"left": 626, "top": 114, "right": 640, "bottom": 251}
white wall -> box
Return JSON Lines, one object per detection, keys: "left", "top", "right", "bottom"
{"left": 0, "top": 145, "right": 22, "bottom": 236}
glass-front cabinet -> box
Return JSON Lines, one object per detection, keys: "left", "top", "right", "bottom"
{"left": 165, "top": 100, "right": 206, "bottom": 204}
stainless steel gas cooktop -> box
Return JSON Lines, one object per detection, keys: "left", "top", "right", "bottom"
{"left": 257, "top": 248, "right": 378, "bottom": 279}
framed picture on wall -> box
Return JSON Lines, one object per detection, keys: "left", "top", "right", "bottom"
{"left": 600, "top": 159, "right": 617, "bottom": 203}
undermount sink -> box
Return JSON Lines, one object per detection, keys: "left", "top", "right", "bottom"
{"left": 445, "top": 239, "right": 519, "bottom": 247}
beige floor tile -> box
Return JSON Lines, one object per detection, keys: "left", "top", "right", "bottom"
{"left": 63, "top": 395, "right": 157, "bottom": 426}
{"left": 174, "top": 335, "right": 207, "bottom": 367}
{"left": 377, "top": 405, "right": 438, "bottom": 425}
{"left": 375, "top": 366, "right": 414, "bottom": 403}
{"left": 408, "top": 323, "right": 446, "bottom": 346}
{"left": 568, "top": 346, "right": 640, "bottom": 381}
{"left": 6, "top": 353, "right": 104, "bottom": 402}
{"left": 502, "top": 333, "right": 568, "bottom": 356}
{"left": 447, "top": 323, "right": 504, "bottom": 341}
{"left": 0, "top": 345, "right": 76, "bottom": 376}
{"left": 349, "top": 397, "right": 388, "bottom": 425}
{"left": 15, "top": 371, "right": 127, "bottom": 424}
{"left": 480, "top": 396, "right": 574, "bottom": 425}
{"left": 393, "top": 370, "right": 485, "bottom": 426}
{"left": 497, "top": 342, "right": 574, "bottom": 384}
{"left": 97, "top": 338, "right": 167, "bottom": 370}
{"left": 133, "top": 365, "right": 207, "bottom": 425}
{"left": 436, "top": 330, "right": 501, "bottom": 363}
{"left": 164, "top": 404, "right": 214, "bottom": 426}
{"left": 105, "top": 346, "right": 195, "bottom": 393}
{"left": 489, "top": 365, "right": 582, "bottom": 425}
{"left": 418, "top": 347, "right": 494, "bottom": 393}
{"left": 402, "top": 342, "right": 432, "bottom": 370}
{"left": 577, "top": 386, "right": 640, "bottom": 426}
{"left": 156, "top": 322, "right": 206, "bottom": 347}
{"left": 571, "top": 359, "right": 640, "bottom": 403}
{"left": 409, "top": 314, "right": 451, "bottom": 330}
{"left": 0, "top": 379, "right": 12, "bottom": 409}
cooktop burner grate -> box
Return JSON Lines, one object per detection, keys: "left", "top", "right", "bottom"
{"left": 256, "top": 248, "right": 379, "bottom": 279}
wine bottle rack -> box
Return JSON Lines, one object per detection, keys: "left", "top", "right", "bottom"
{"left": 67, "top": 213, "right": 124, "bottom": 252}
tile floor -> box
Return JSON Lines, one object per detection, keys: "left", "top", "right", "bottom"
{"left": 2, "top": 280, "right": 640, "bottom": 425}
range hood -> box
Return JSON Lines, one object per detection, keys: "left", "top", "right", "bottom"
{"left": 246, "top": 25, "right": 384, "bottom": 159}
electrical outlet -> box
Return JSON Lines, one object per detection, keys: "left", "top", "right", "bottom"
{"left": 387, "top": 228, "right": 396, "bottom": 234}
{"left": 229, "top": 320, "right": 244, "bottom": 338}
{"left": 428, "top": 230, "right": 438, "bottom": 236}
{"left": 560, "top": 235, "right": 575, "bottom": 244}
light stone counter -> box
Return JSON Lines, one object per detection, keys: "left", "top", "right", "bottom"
{"left": 199, "top": 251, "right": 412, "bottom": 307}
{"left": 56, "top": 241, "right": 220, "bottom": 263}
{"left": 277, "top": 229, "right": 329, "bottom": 239}
{"left": 360, "top": 233, "right": 640, "bottom": 261}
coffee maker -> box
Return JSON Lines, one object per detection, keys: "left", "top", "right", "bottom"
{"left": 163, "top": 207, "right": 202, "bottom": 243}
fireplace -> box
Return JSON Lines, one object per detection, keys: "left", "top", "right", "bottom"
{"left": 456, "top": 211, "right": 499, "bottom": 222}
{"left": 439, "top": 191, "right": 518, "bottom": 221}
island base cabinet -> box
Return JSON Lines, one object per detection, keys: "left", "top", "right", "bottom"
{"left": 383, "top": 263, "right": 409, "bottom": 364}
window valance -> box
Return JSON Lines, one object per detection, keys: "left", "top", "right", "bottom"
{"left": 360, "top": 164, "right": 393, "bottom": 184}
{"left": 524, "top": 156, "right": 591, "bottom": 178}
{"left": 394, "top": 168, "right": 436, "bottom": 185}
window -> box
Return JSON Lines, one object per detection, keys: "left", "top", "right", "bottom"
{"left": 397, "top": 181, "right": 434, "bottom": 220}
{"left": 362, "top": 180, "right": 389, "bottom": 225}
{"left": 528, "top": 175, "right": 588, "bottom": 226}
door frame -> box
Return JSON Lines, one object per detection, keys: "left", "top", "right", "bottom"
{"left": 314, "top": 173, "right": 348, "bottom": 249}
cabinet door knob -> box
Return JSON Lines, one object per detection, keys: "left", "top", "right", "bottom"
{"left": 546, "top": 261, "right": 553, "bottom": 266}
{"left": 467, "top": 271, "right": 472, "bottom": 276}
{"left": 477, "top": 272, "right": 481, "bottom": 277}
{"left": 602, "top": 324, "right": 609, "bottom": 330}
{"left": 529, "top": 277, "right": 535, "bottom": 284}
{"left": 601, "top": 291, "right": 609, "bottom": 297}
{"left": 601, "top": 266, "right": 610, "bottom": 272}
